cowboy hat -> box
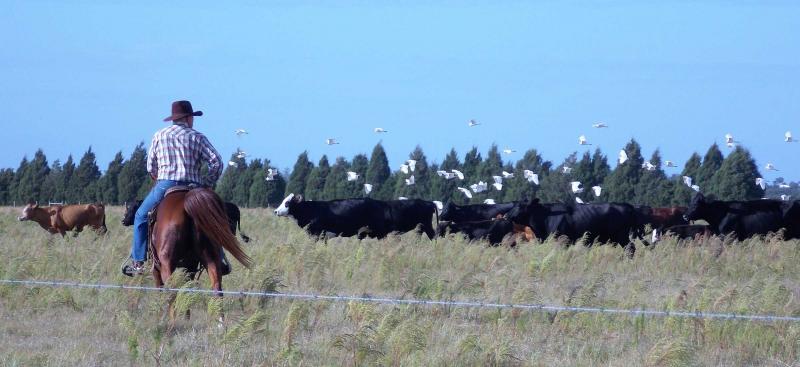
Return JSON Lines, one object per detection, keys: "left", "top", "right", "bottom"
{"left": 163, "top": 100, "right": 203, "bottom": 122}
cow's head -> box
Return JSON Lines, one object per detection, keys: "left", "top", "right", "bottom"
{"left": 121, "top": 200, "right": 143, "bottom": 226}
{"left": 523, "top": 199, "right": 551, "bottom": 238}
{"left": 18, "top": 202, "right": 38, "bottom": 221}
{"left": 275, "top": 194, "right": 302, "bottom": 216}
{"left": 684, "top": 193, "right": 706, "bottom": 221}
{"left": 503, "top": 201, "right": 528, "bottom": 225}
{"left": 438, "top": 202, "right": 457, "bottom": 222}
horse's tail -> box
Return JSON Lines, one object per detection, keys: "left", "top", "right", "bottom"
{"left": 184, "top": 188, "right": 252, "bottom": 268}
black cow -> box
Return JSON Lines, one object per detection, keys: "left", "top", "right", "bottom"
{"left": 386, "top": 199, "right": 438, "bottom": 239}
{"left": 661, "top": 224, "right": 713, "bottom": 240}
{"left": 439, "top": 202, "right": 517, "bottom": 223}
{"left": 780, "top": 200, "right": 800, "bottom": 239}
{"left": 684, "top": 193, "right": 786, "bottom": 241}
{"left": 122, "top": 199, "right": 251, "bottom": 243}
{"left": 437, "top": 218, "right": 517, "bottom": 246}
{"left": 274, "top": 194, "right": 393, "bottom": 239}
{"left": 507, "top": 199, "right": 640, "bottom": 250}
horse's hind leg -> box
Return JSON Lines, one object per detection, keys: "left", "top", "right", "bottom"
{"left": 200, "top": 250, "right": 224, "bottom": 327}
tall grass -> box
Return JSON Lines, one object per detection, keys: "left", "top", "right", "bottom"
{"left": 0, "top": 207, "right": 798, "bottom": 366}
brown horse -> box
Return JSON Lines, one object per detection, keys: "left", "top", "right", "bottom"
{"left": 150, "top": 187, "right": 251, "bottom": 305}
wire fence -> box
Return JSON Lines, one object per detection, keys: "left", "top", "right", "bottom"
{"left": 2, "top": 278, "right": 800, "bottom": 323}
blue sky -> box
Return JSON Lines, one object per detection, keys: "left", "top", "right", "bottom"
{"left": 2, "top": 1, "right": 799, "bottom": 180}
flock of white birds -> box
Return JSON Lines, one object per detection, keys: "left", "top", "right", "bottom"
{"left": 228, "top": 122, "right": 795, "bottom": 205}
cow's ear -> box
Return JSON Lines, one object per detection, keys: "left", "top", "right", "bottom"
{"left": 295, "top": 194, "right": 303, "bottom": 202}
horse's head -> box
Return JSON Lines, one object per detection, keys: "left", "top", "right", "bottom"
{"left": 122, "top": 200, "right": 143, "bottom": 226}
{"left": 274, "top": 194, "right": 302, "bottom": 216}
{"left": 18, "top": 202, "right": 38, "bottom": 221}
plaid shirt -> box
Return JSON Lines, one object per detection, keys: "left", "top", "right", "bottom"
{"left": 147, "top": 122, "right": 223, "bottom": 186}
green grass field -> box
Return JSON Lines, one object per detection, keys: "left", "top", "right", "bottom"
{"left": 1, "top": 206, "right": 799, "bottom": 366}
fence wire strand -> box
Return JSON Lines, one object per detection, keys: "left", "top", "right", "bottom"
{"left": 2, "top": 278, "right": 799, "bottom": 323}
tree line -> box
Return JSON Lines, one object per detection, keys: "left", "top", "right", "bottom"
{"left": 1, "top": 139, "right": 792, "bottom": 208}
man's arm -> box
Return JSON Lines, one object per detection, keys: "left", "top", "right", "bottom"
{"left": 147, "top": 134, "right": 158, "bottom": 180}
{"left": 198, "top": 134, "right": 223, "bottom": 186}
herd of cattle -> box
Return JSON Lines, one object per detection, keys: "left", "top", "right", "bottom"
{"left": 15, "top": 192, "right": 800, "bottom": 251}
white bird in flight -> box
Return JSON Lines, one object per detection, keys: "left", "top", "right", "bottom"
{"left": 437, "top": 170, "right": 456, "bottom": 180}
{"left": 451, "top": 169, "right": 465, "bottom": 180}
{"left": 398, "top": 197, "right": 408, "bottom": 201}
{"left": 665, "top": 160, "right": 677, "bottom": 168}
{"left": 364, "top": 183, "right": 373, "bottom": 195}
{"left": 755, "top": 177, "right": 766, "bottom": 190}
{"left": 562, "top": 166, "right": 572, "bottom": 174}
{"left": 234, "top": 129, "right": 248, "bottom": 136}
{"left": 400, "top": 164, "right": 410, "bottom": 174}
{"left": 724, "top": 133, "right": 738, "bottom": 148}
{"left": 457, "top": 187, "right": 473, "bottom": 199}
{"left": 502, "top": 171, "right": 514, "bottom": 179}
{"left": 779, "top": 183, "right": 791, "bottom": 189}
{"left": 407, "top": 160, "right": 417, "bottom": 172}
{"left": 228, "top": 161, "right": 239, "bottom": 168}
{"left": 265, "top": 168, "right": 279, "bottom": 181}
{"left": 468, "top": 119, "right": 480, "bottom": 127}
{"left": 575, "top": 197, "right": 585, "bottom": 204}
{"left": 405, "top": 175, "right": 415, "bottom": 186}
{"left": 683, "top": 176, "right": 693, "bottom": 187}
{"left": 374, "top": 128, "right": 388, "bottom": 133}
{"left": 592, "top": 186, "right": 602, "bottom": 197}
{"left": 781, "top": 194, "right": 791, "bottom": 201}
{"left": 502, "top": 148, "right": 516, "bottom": 155}
{"left": 618, "top": 150, "right": 628, "bottom": 165}
{"left": 484, "top": 199, "right": 496, "bottom": 205}
{"left": 492, "top": 183, "right": 503, "bottom": 191}
{"left": 432, "top": 201, "right": 444, "bottom": 211}
{"left": 691, "top": 185, "right": 701, "bottom": 192}
{"left": 235, "top": 150, "right": 248, "bottom": 159}
{"left": 578, "top": 135, "right": 592, "bottom": 146}
{"left": 785, "top": 131, "right": 795, "bottom": 143}
{"left": 570, "top": 181, "right": 584, "bottom": 194}
{"left": 642, "top": 161, "right": 656, "bottom": 171}
{"left": 524, "top": 170, "right": 539, "bottom": 185}
{"left": 470, "top": 181, "right": 488, "bottom": 193}
{"left": 346, "top": 171, "right": 359, "bottom": 182}
{"left": 492, "top": 176, "right": 503, "bottom": 185}
{"left": 592, "top": 122, "right": 608, "bottom": 128}
{"left": 325, "top": 138, "right": 340, "bottom": 145}
{"left": 765, "top": 163, "right": 778, "bottom": 171}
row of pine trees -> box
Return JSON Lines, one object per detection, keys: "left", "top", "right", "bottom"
{"left": 1, "top": 139, "right": 794, "bottom": 208}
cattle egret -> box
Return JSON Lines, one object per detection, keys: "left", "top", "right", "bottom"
{"left": 492, "top": 183, "right": 503, "bottom": 191}
{"left": 433, "top": 201, "right": 444, "bottom": 211}
{"left": 235, "top": 150, "right": 248, "bottom": 159}
{"left": 400, "top": 164, "right": 410, "bottom": 174}
{"left": 451, "top": 169, "right": 465, "bottom": 180}
{"left": 407, "top": 160, "right": 417, "bottom": 172}
{"left": 484, "top": 199, "right": 496, "bottom": 205}
{"left": 437, "top": 170, "right": 456, "bottom": 180}
{"left": 405, "top": 175, "right": 415, "bottom": 186}
{"left": 228, "top": 161, "right": 239, "bottom": 168}
{"left": 570, "top": 181, "right": 584, "bottom": 194}
{"left": 502, "top": 148, "right": 516, "bottom": 155}
{"left": 234, "top": 129, "right": 248, "bottom": 136}
{"left": 665, "top": 160, "right": 677, "bottom": 168}
{"left": 785, "top": 131, "right": 795, "bottom": 143}
{"left": 618, "top": 150, "right": 628, "bottom": 165}
{"left": 562, "top": 166, "right": 572, "bottom": 174}
{"left": 575, "top": 197, "right": 585, "bottom": 204}
{"left": 346, "top": 171, "right": 359, "bottom": 182}
{"left": 502, "top": 171, "right": 514, "bottom": 179}
{"left": 398, "top": 197, "right": 408, "bottom": 201}
{"left": 364, "top": 183, "right": 373, "bottom": 195}
{"left": 781, "top": 194, "right": 792, "bottom": 201}
{"left": 468, "top": 119, "right": 480, "bottom": 127}
{"left": 683, "top": 176, "right": 693, "bottom": 187}
{"left": 779, "top": 183, "right": 791, "bottom": 189}
{"left": 325, "top": 138, "right": 340, "bottom": 145}
{"left": 592, "top": 122, "right": 608, "bottom": 128}
{"left": 755, "top": 177, "right": 766, "bottom": 190}
{"left": 492, "top": 176, "right": 503, "bottom": 185}
{"left": 265, "top": 168, "right": 279, "bottom": 181}
{"left": 524, "top": 170, "right": 540, "bottom": 185}
{"left": 691, "top": 185, "right": 700, "bottom": 192}
{"left": 724, "top": 133, "right": 737, "bottom": 148}
{"left": 642, "top": 161, "right": 656, "bottom": 171}
{"left": 374, "top": 128, "right": 388, "bottom": 133}
{"left": 470, "top": 181, "right": 488, "bottom": 193}
{"left": 578, "top": 135, "right": 592, "bottom": 145}
{"left": 592, "top": 186, "right": 602, "bottom": 197}
{"left": 765, "top": 163, "right": 778, "bottom": 171}
{"left": 457, "top": 187, "right": 473, "bottom": 199}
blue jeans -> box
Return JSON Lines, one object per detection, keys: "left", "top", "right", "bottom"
{"left": 131, "top": 180, "right": 191, "bottom": 261}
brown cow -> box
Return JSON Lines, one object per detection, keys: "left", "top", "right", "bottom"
{"left": 18, "top": 202, "right": 107, "bottom": 236}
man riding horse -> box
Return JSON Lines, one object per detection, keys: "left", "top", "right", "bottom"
{"left": 122, "top": 100, "right": 226, "bottom": 276}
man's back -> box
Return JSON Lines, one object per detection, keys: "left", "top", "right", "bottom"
{"left": 148, "top": 122, "right": 222, "bottom": 186}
